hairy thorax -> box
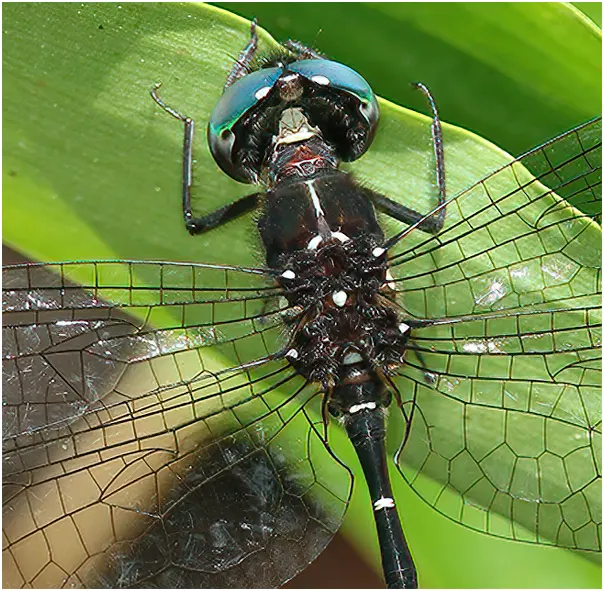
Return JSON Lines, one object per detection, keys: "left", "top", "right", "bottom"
{"left": 276, "top": 235, "right": 410, "bottom": 388}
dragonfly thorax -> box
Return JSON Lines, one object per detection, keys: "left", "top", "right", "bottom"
{"left": 259, "top": 169, "right": 385, "bottom": 266}
{"left": 278, "top": 233, "right": 410, "bottom": 390}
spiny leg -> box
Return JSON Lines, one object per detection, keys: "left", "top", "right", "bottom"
{"left": 282, "top": 39, "right": 325, "bottom": 60}
{"left": 224, "top": 19, "right": 259, "bottom": 90}
{"left": 370, "top": 83, "right": 446, "bottom": 235}
{"left": 150, "top": 83, "right": 260, "bottom": 235}
{"left": 413, "top": 82, "right": 446, "bottom": 233}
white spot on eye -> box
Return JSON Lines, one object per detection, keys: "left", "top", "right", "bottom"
{"left": 332, "top": 290, "right": 347, "bottom": 307}
{"left": 281, "top": 269, "right": 296, "bottom": 279}
{"left": 307, "top": 235, "right": 323, "bottom": 250}
{"left": 342, "top": 351, "right": 363, "bottom": 365}
{"left": 348, "top": 401, "right": 377, "bottom": 414}
{"left": 398, "top": 322, "right": 410, "bottom": 334}
{"left": 311, "top": 75, "right": 330, "bottom": 85}
{"left": 331, "top": 231, "right": 350, "bottom": 243}
{"left": 373, "top": 497, "right": 395, "bottom": 511}
{"left": 286, "top": 348, "right": 299, "bottom": 359}
{"left": 372, "top": 247, "right": 385, "bottom": 258}
{"left": 254, "top": 86, "right": 271, "bottom": 100}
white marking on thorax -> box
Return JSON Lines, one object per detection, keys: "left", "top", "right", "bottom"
{"left": 285, "top": 348, "right": 299, "bottom": 359}
{"left": 331, "top": 231, "right": 350, "bottom": 243}
{"left": 307, "top": 235, "right": 323, "bottom": 250}
{"left": 372, "top": 246, "right": 385, "bottom": 258}
{"left": 384, "top": 269, "right": 396, "bottom": 290}
{"left": 342, "top": 351, "right": 363, "bottom": 365}
{"left": 307, "top": 231, "right": 350, "bottom": 250}
{"left": 373, "top": 497, "right": 395, "bottom": 511}
{"left": 332, "top": 290, "right": 348, "bottom": 307}
{"left": 305, "top": 180, "right": 325, "bottom": 217}
{"left": 303, "top": 182, "right": 354, "bottom": 249}
{"left": 281, "top": 269, "right": 296, "bottom": 279}
{"left": 399, "top": 322, "right": 410, "bottom": 334}
{"left": 348, "top": 401, "right": 377, "bottom": 414}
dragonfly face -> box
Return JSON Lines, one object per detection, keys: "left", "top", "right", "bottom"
{"left": 2, "top": 17, "right": 602, "bottom": 590}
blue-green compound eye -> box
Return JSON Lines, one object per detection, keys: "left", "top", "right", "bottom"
{"left": 208, "top": 67, "right": 283, "bottom": 181}
{"left": 289, "top": 59, "right": 379, "bottom": 129}
{"left": 208, "top": 58, "right": 379, "bottom": 183}
{"left": 208, "top": 67, "right": 282, "bottom": 145}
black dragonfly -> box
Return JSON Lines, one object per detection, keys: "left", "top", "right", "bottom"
{"left": 3, "top": 22, "right": 601, "bottom": 589}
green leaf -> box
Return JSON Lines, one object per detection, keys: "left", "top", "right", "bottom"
{"left": 3, "top": 3, "right": 601, "bottom": 589}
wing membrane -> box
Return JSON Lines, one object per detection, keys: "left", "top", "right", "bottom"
{"left": 3, "top": 260, "right": 352, "bottom": 587}
{"left": 389, "top": 119, "right": 601, "bottom": 553}
{"left": 3, "top": 261, "right": 286, "bottom": 436}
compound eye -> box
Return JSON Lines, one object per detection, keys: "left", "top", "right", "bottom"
{"left": 289, "top": 59, "right": 379, "bottom": 135}
{"left": 208, "top": 67, "right": 282, "bottom": 182}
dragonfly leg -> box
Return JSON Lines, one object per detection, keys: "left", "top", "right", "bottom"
{"left": 224, "top": 19, "right": 259, "bottom": 90}
{"left": 413, "top": 81, "right": 446, "bottom": 233}
{"left": 151, "top": 83, "right": 260, "bottom": 235}
{"left": 182, "top": 192, "right": 261, "bottom": 235}
{"left": 371, "top": 83, "right": 446, "bottom": 235}
{"left": 370, "top": 190, "right": 443, "bottom": 235}
{"left": 282, "top": 39, "right": 325, "bottom": 59}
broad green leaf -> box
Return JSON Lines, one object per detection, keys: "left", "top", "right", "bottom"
{"left": 2, "top": 3, "right": 601, "bottom": 589}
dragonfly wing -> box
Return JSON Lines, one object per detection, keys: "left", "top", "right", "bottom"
{"left": 394, "top": 305, "right": 600, "bottom": 552}
{"left": 389, "top": 118, "right": 601, "bottom": 553}
{"left": 3, "top": 261, "right": 351, "bottom": 587}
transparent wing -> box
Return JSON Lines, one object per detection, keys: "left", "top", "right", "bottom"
{"left": 3, "top": 260, "right": 281, "bottom": 438}
{"left": 388, "top": 118, "right": 601, "bottom": 553}
{"left": 2, "top": 261, "right": 351, "bottom": 588}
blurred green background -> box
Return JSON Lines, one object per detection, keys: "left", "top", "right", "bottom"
{"left": 3, "top": 2, "right": 601, "bottom": 589}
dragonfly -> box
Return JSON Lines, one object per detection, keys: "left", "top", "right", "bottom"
{"left": 3, "top": 21, "right": 601, "bottom": 588}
